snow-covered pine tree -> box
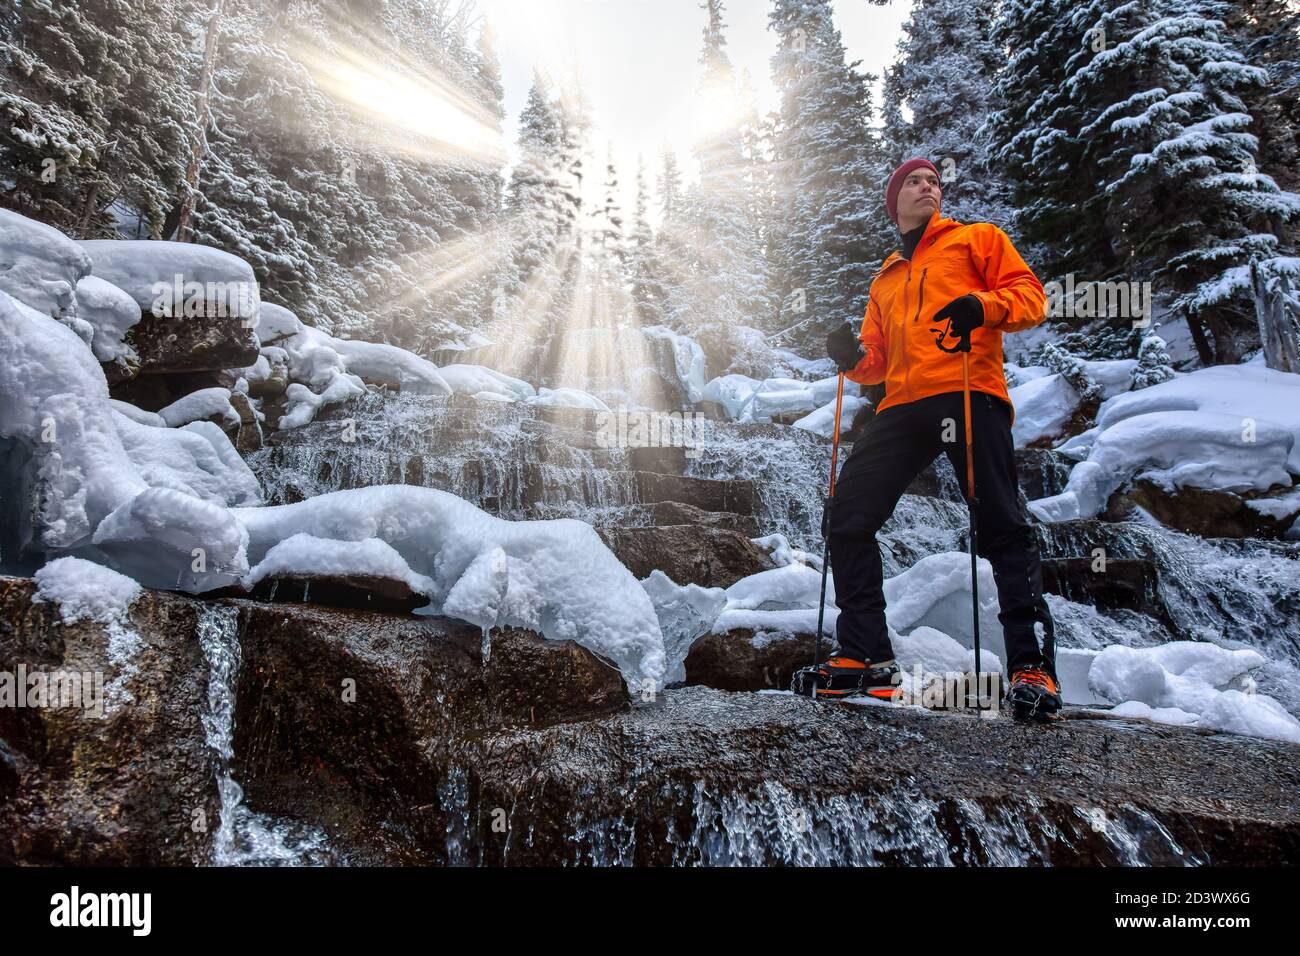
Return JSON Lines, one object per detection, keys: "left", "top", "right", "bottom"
{"left": 629, "top": 156, "right": 669, "bottom": 326}
{"left": 885, "top": 0, "right": 1016, "bottom": 231}
{"left": 1131, "top": 325, "right": 1176, "bottom": 389}
{"left": 768, "top": 0, "right": 880, "bottom": 358}
{"left": 671, "top": 0, "right": 776, "bottom": 376}
{"left": 0, "top": 0, "right": 199, "bottom": 238}
{"left": 1076, "top": 0, "right": 1300, "bottom": 364}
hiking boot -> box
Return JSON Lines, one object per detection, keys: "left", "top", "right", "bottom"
{"left": 791, "top": 656, "right": 901, "bottom": 701}
{"left": 1006, "top": 666, "right": 1062, "bottom": 722}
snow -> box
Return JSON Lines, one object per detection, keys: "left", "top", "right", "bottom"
{"left": 254, "top": 302, "right": 304, "bottom": 345}
{"left": 751, "top": 532, "right": 822, "bottom": 570}
{"left": 280, "top": 373, "right": 367, "bottom": 429}
{"left": 78, "top": 238, "right": 261, "bottom": 325}
{"left": 32, "top": 556, "right": 144, "bottom": 712}
{"left": 438, "top": 363, "right": 536, "bottom": 400}
{"left": 0, "top": 208, "right": 91, "bottom": 319}
{"left": 158, "top": 387, "right": 240, "bottom": 429}
{"left": 1029, "top": 407, "right": 1295, "bottom": 524}
{"left": 74, "top": 275, "right": 141, "bottom": 363}
{"left": 108, "top": 400, "right": 165, "bottom": 428}
{"left": 231, "top": 486, "right": 666, "bottom": 692}
{"left": 244, "top": 532, "right": 436, "bottom": 595}
{"left": 32, "top": 556, "right": 141, "bottom": 626}
{"left": 524, "top": 386, "right": 611, "bottom": 412}
{"left": 93, "top": 486, "right": 251, "bottom": 591}
{"left": 326, "top": 337, "right": 452, "bottom": 395}
{"left": 1090, "top": 642, "right": 1300, "bottom": 744}
{"left": 0, "top": 290, "right": 144, "bottom": 547}
{"left": 701, "top": 373, "right": 763, "bottom": 418}
{"left": 792, "top": 393, "right": 866, "bottom": 437}
{"left": 643, "top": 324, "right": 708, "bottom": 403}
{"left": 112, "top": 413, "right": 260, "bottom": 506}
{"left": 1029, "top": 365, "right": 1300, "bottom": 522}
{"left": 1010, "top": 372, "right": 1078, "bottom": 447}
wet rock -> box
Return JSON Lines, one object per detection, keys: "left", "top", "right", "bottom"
{"left": 242, "top": 574, "right": 431, "bottom": 613}
{"left": 230, "top": 390, "right": 262, "bottom": 453}
{"left": 683, "top": 629, "right": 814, "bottom": 692}
{"left": 1042, "top": 557, "right": 1162, "bottom": 615}
{"left": 633, "top": 471, "right": 755, "bottom": 515}
{"left": 1108, "top": 479, "right": 1300, "bottom": 540}
{"left": 449, "top": 687, "right": 1300, "bottom": 865}
{"left": 597, "top": 525, "right": 774, "bottom": 589}
{"left": 626, "top": 445, "right": 687, "bottom": 475}
{"left": 0, "top": 577, "right": 218, "bottom": 865}
{"left": 640, "top": 501, "right": 760, "bottom": 537}
{"left": 230, "top": 600, "right": 628, "bottom": 863}
{"left": 1017, "top": 448, "right": 1075, "bottom": 500}
{"left": 126, "top": 313, "right": 259, "bottom": 375}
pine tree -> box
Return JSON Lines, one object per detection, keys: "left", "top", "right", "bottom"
{"left": 1131, "top": 325, "right": 1176, "bottom": 389}
{"left": 629, "top": 156, "right": 669, "bottom": 326}
{"left": 768, "top": 0, "right": 881, "bottom": 357}
{"left": 886, "top": 0, "right": 1016, "bottom": 231}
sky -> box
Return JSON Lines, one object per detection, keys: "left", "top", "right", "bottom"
{"left": 474, "top": 0, "right": 912, "bottom": 220}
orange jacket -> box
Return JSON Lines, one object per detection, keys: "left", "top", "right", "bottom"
{"left": 846, "top": 210, "right": 1047, "bottom": 422}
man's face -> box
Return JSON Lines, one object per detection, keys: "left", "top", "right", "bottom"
{"left": 896, "top": 168, "right": 941, "bottom": 228}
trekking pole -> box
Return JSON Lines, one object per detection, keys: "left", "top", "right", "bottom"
{"left": 932, "top": 320, "right": 982, "bottom": 709}
{"left": 809, "top": 371, "right": 846, "bottom": 696}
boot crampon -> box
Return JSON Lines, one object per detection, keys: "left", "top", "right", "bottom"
{"left": 791, "top": 656, "right": 901, "bottom": 701}
{"left": 1006, "top": 666, "right": 1063, "bottom": 722}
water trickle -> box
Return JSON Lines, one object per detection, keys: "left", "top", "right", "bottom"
{"left": 195, "top": 605, "right": 334, "bottom": 866}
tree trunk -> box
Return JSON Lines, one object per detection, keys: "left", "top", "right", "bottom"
{"left": 1184, "top": 310, "right": 1216, "bottom": 366}
{"left": 1252, "top": 261, "right": 1300, "bottom": 373}
{"left": 175, "top": 0, "right": 225, "bottom": 243}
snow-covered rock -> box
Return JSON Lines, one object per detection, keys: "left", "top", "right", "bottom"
{"left": 33, "top": 556, "right": 141, "bottom": 626}
{"left": 78, "top": 238, "right": 260, "bottom": 325}
{"left": 0, "top": 208, "right": 92, "bottom": 319}
{"left": 244, "top": 532, "right": 436, "bottom": 597}
{"left": 1028, "top": 365, "right": 1300, "bottom": 522}
{"left": 280, "top": 371, "right": 366, "bottom": 429}
{"left": 793, "top": 392, "right": 866, "bottom": 437}
{"left": 254, "top": 302, "right": 304, "bottom": 345}
{"left": 1010, "top": 372, "right": 1079, "bottom": 447}
{"left": 231, "top": 486, "right": 666, "bottom": 692}
{"left": 643, "top": 325, "right": 708, "bottom": 404}
{"left": 438, "top": 363, "right": 535, "bottom": 400}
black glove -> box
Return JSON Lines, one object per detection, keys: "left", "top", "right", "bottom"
{"left": 826, "top": 322, "right": 865, "bottom": 373}
{"left": 932, "top": 294, "right": 985, "bottom": 339}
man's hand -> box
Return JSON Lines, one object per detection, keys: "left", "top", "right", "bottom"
{"left": 932, "top": 294, "right": 984, "bottom": 338}
{"left": 826, "top": 322, "right": 865, "bottom": 373}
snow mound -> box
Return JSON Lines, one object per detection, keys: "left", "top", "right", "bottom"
{"left": 1010, "top": 372, "right": 1079, "bottom": 447}
{"left": 525, "top": 386, "right": 611, "bottom": 412}
{"left": 0, "top": 290, "right": 144, "bottom": 547}
{"left": 74, "top": 275, "right": 141, "bottom": 363}
{"left": 793, "top": 392, "right": 866, "bottom": 437}
{"left": 0, "top": 208, "right": 92, "bottom": 319}
{"left": 231, "top": 486, "right": 666, "bottom": 691}
{"left": 33, "top": 556, "right": 141, "bottom": 626}
{"left": 244, "top": 532, "right": 436, "bottom": 595}
{"left": 78, "top": 238, "right": 260, "bottom": 325}
{"left": 255, "top": 302, "right": 304, "bottom": 345}
{"left": 93, "top": 486, "right": 250, "bottom": 591}
{"left": 280, "top": 372, "right": 366, "bottom": 429}
{"left": 438, "top": 363, "right": 535, "bottom": 400}
{"left": 158, "top": 387, "right": 240, "bottom": 429}
{"left": 1091, "top": 642, "right": 1300, "bottom": 744}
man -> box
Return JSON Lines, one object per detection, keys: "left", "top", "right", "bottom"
{"left": 799, "top": 157, "right": 1061, "bottom": 721}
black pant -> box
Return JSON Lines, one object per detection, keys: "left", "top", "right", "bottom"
{"left": 826, "top": 390, "right": 1055, "bottom": 677}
